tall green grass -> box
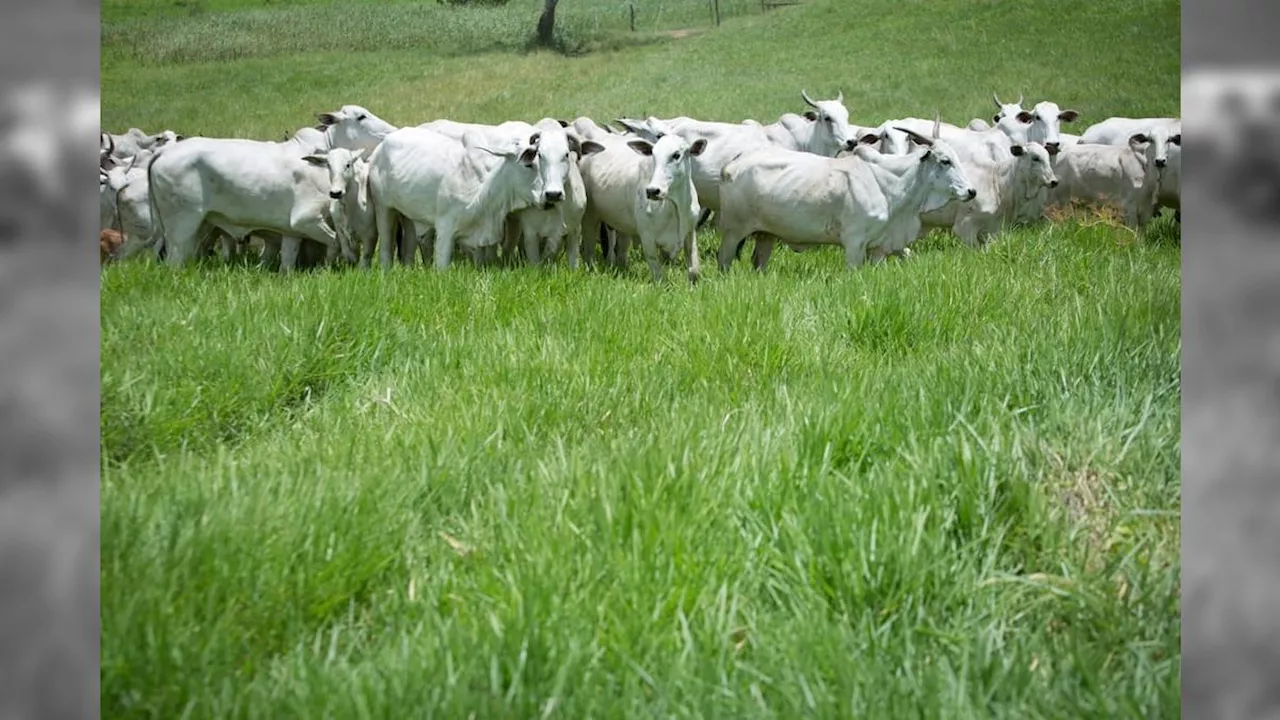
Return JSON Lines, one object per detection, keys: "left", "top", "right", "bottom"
{"left": 100, "top": 0, "right": 1182, "bottom": 715}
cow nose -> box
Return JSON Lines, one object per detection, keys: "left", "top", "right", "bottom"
{"left": 844, "top": 139, "right": 857, "bottom": 151}
{"left": 1045, "top": 142, "right": 1060, "bottom": 155}
{"left": 645, "top": 187, "right": 661, "bottom": 199}
{"left": 329, "top": 190, "right": 343, "bottom": 199}
{"left": 965, "top": 188, "right": 977, "bottom": 200}
{"left": 544, "top": 190, "right": 563, "bottom": 203}
{"left": 1155, "top": 158, "right": 1166, "bottom": 168}
{"left": 1049, "top": 179, "right": 1059, "bottom": 188}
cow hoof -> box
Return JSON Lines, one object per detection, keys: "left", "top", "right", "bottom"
{"left": 688, "top": 270, "right": 701, "bottom": 285}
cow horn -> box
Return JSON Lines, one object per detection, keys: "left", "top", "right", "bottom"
{"left": 993, "top": 92, "right": 1003, "bottom": 108}
{"left": 801, "top": 90, "right": 819, "bottom": 109}
{"left": 893, "top": 126, "right": 934, "bottom": 147}
{"left": 104, "top": 133, "right": 114, "bottom": 156}
{"left": 1017, "top": 92, "right": 1024, "bottom": 106}
{"left": 932, "top": 112, "right": 941, "bottom": 139}
{"left": 836, "top": 90, "right": 844, "bottom": 104}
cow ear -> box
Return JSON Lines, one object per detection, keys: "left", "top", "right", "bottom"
{"left": 858, "top": 132, "right": 880, "bottom": 145}
{"left": 518, "top": 146, "right": 539, "bottom": 165}
{"left": 1170, "top": 133, "right": 1181, "bottom": 146}
{"left": 803, "top": 110, "right": 819, "bottom": 122}
{"left": 918, "top": 149, "right": 933, "bottom": 163}
{"left": 579, "top": 140, "right": 607, "bottom": 157}
{"left": 1058, "top": 109, "right": 1079, "bottom": 123}
{"left": 627, "top": 139, "right": 654, "bottom": 157}
{"left": 689, "top": 138, "right": 708, "bottom": 157}
{"left": 565, "top": 133, "right": 582, "bottom": 156}
{"left": 528, "top": 132, "right": 541, "bottom": 147}
{"left": 316, "top": 112, "right": 339, "bottom": 126}
{"left": 1129, "top": 132, "right": 1150, "bottom": 145}
{"left": 301, "top": 154, "right": 328, "bottom": 167}
{"left": 1009, "top": 144, "right": 1026, "bottom": 156}
{"left": 1015, "top": 111, "right": 1034, "bottom": 124}
{"left": 556, "top": 119, "right": 570, "bottom": 128}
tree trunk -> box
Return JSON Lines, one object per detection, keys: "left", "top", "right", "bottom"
{"left": 536, "top": 0, "right": 559, "bottom": 47}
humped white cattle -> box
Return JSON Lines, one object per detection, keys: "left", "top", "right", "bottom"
{"left": 1047, "top": 133, "right": 1162, "bottom": 228}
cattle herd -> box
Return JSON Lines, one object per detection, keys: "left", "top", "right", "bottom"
{"left": 98, "top": 91, "right": 1182, "bottom": 282}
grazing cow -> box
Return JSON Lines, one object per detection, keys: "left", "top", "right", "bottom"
{"left": 715, "top": 120, "right": 977, "bottom": 272}
{"left": 99, "top": 229, "right": 125, "bottom": 265}
{"left": 143, "top": 138, "right": 342, "bottom": 270}
{"left": 578, "top": 132, "right": 709, "bottom": 283}
{"left": 421, "top": 117, "right": 599, "bottom": 267}
{"left": 1047, "top": 134, "right": 1161, "bottom": 229}
{"left": 758, "top": 90, "right": 860, "bottom": 156}
{"left": 366, "top": 127, "right": 544, "bottom": 271}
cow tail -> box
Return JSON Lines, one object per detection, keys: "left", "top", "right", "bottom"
{"left": 143, "top": 146, "right": 167, "bottom": 259}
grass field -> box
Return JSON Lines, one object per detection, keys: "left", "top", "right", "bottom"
{"left": 100, "top": 0, "right": 1182, "bottom": 716}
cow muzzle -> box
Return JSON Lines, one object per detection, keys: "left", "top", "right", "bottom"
{"left": 843, "top": 139, "right": 858, "bottom": 151}
{"left": 329, "top": 190, "right": 344, "bottom": 199}
{"left": 1048, "top": 179, "right": 1059, "bottom": 188}
{"left": 543, "top": 190, "right": 564, "bottom": 204}
{"left": 645, "top": 187, "right": 663, "bottom": 200}
{"left": 1045, "top": 142, "right": 1061, "bottom": 156}
{"left": 1155, "top": 158, "right": 1167, "bottom": 168}
{"left": 964, "top": 188, "right": 977, "bottom": 201}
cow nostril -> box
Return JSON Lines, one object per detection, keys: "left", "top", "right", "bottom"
{"left": 329, "top": 190, "right": 343, "bottom": 199}
{"left": 645, "top": 188, "right": 661, "bottom": 199}
{"left": 1049, "top": 180, "right": 1059, "bottom": 188}
{"left": 545, "top": 190, "right": 563, "bottom": 202}
{"left": 844, "top": 139, "right": 857, "bottom": 150}
{"left": 1155, "top": 159, "right": 1166, "bottom": 167}
{"left": 966, "top": 188, "right": 977, "bottom": 200}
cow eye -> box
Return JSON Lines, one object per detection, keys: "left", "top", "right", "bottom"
{"left": 671, "top": 152, "right": 680, "bottom": 161}
{"left": 357, "top": 114, "right": 368, "bottom": 121}
{"left": 940, "top": 158, "right": 951, "bottom": 165}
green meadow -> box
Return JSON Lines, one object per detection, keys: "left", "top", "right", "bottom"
{"left": 100, "top": 0, "right": 1182, "bottom": 716}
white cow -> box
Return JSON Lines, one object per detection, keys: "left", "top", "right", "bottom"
{"left": 421, "top": 117, "right": 598, "bottom": 267}
{"left": 1047, "top": 134, "right": 1161, "bottom": 229}
{"left": 104, "top": 128, "right": 183, "bottom": 165}
{"left": 614, "top": 115, "right": 774, "bottom": 214}
{"left": 716, "top": 122, "right": 977, "bottom": 272}
{"left": 1001, "top": 99, "right": 1081, "bottom": 155}
{"left": 1157, "top": 141, "right": 1180, "bottom": 221}
{"left": 578, "top": 132, "right": 708, "bottom": 283}
{"left": 1078, "top": 116, "right": 1180, "bottom": 218}
{"left": 758, "top": 90, "right": 860, "bottom": 156}
{"left": 142, "top": 139, "right": 341, "bottom": 270}
{"left": 311, "top": 147, "right": 373, "bottom": 265}
{"left": 915, "top": 139, "right": 1059, "bottom": 246}
{"left": 366, "top": 127, "right": 544, "bottom": 270}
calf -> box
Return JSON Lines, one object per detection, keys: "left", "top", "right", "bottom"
{"left": 99, "top": 229, "right": 125, "bottom": 265}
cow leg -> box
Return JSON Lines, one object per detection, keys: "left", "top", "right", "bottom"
{"left": 521, "top": 228, "right": 541, "bottom": 267}
{"left": 260, "top": 235, "right": 282, "bottom": 270}
{"left": 696, "top": 207, "right": 714, "bottom": 230}
{"left": 280, "top": 236, "right": 302, "bottom": 274}
{"left": 639, "top": 235, "right": 664, "bottom": 283}
{"left": 752, "top": 235, "right": 777, "bottom": 272}
{"left": 613, "top": 233, "right": 633, "bottom": 271}
{"left": 842, "top": 238, "right": 868, "bottom": 269}
{"left": 433, "top": 221, "right": 457, "bottom": 271}
{"left": 161, "top": 215, "right": 203, "bottom": 268}
{"left": 374, "top": 205, "right": 399, "bottom": 271}
{"left": 219, "top": 233, "right": 237, "bottom": 264}
{"left": 398, "top": 226, "right": 417, "bottom": 265}
{"left": 685, "top": 226, "right": 701, "bottom": 285}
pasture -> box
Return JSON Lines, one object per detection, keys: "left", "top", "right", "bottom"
{"left": 100, "top": 0, "right": 1182, "bottom": 716}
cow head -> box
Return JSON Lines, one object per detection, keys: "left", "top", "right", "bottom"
{"left": 895, "top": 119, "right": 977, "bottom": 207}
{"left": 1139, "top": 121, "right": 1180, "bottom": 170}
{"left": 468, "top": 131, "right": 545, "bottom": 208}
{"left": 303, "top": 147, "right": 368, "bottom": 200}
{"left": 99, "top": 133, "right": 116, "bottom": 170}
{"left": 1014, "top": 101, "right": 1080, "bottom": 156}
{"left": 531, "top": 120, "right": 603, "bottom": 209}
{"left": 1009, "top": 141, "right": 1059, "bottom": 190}
{"left": 1127, "top": 132, "right": 1157, "bottom": 171}
{"left": 991, "top": 92, "right": 1025, "bottom": 124}
{"left": 314, "top": 104, "right": 399, "bottom": 153}
{"left": 800, "top": 89, "right": 858, "bottom": 154}
{"left": 627, "top": 134, "right": 707, "bottom": 202}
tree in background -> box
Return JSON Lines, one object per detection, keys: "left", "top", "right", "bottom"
{"left": 536, "top": 0, "right": 560, "bottom": 47}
